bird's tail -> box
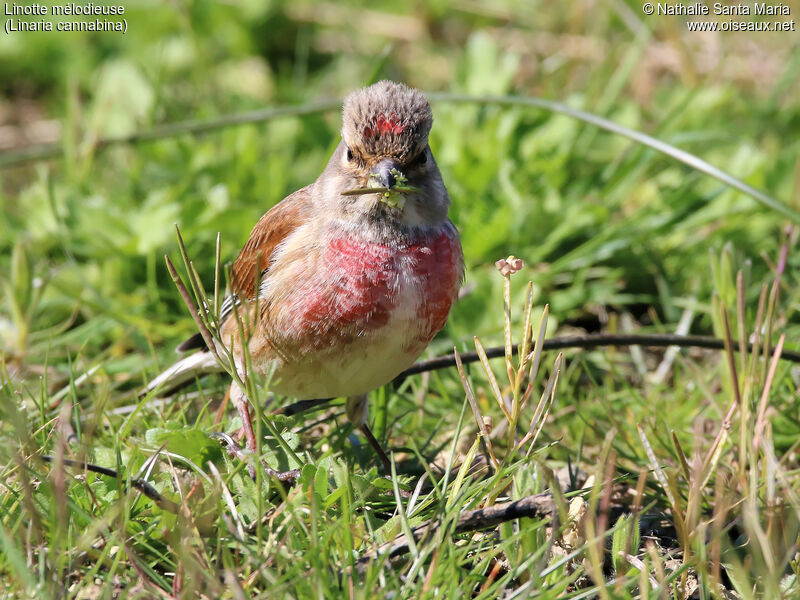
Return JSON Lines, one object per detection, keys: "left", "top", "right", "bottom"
{"left": 143, "top": 351, "right": 223, "bottom": 397}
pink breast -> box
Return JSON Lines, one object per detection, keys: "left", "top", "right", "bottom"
{"left": 293, "top": 228, "right": 462, "bottom": 351}
{"left": 410, "top": 232, "right": 463, "bottom": 341}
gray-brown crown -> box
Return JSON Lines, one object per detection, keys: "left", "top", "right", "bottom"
{"left": 341, "top": 81, "right": 433, "bottom": 160}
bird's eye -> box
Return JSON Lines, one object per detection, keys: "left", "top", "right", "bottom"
{"left": 346, "top": 147, "right": 354, "bottom": 162}
{"left": 414, "top": 151, "right": 427, "bottom": 166}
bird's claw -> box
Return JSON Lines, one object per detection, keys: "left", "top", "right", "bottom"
{"left": 209, "top": 431, "right": 300, "bottom": 485}
{"left": 210, "top": 431, "right": 248, "bottom": 460}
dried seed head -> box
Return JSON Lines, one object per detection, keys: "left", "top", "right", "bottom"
{"left": 495, "top": 256, "right": 524, "bottom": 277}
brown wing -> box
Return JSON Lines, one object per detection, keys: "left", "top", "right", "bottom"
{"left": 175, "top": 186, "right": 311, "bottom": 353}
{"left": 230, "top": 185, "right": 312, "bottom": 300}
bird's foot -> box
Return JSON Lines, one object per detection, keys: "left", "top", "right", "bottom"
{"left": 210, "top": 432, "right": 301, "bottom": 484}
{"left": 210, "top": 431, "right": 249, "bottom": 459}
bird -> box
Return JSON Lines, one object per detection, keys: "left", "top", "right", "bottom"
{"left": 146, "top": 81, "right": 464, "bottom": 472}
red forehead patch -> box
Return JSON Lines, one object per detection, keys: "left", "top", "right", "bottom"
{"left": 363, "top": 113, "right": 406, "bottom": 138}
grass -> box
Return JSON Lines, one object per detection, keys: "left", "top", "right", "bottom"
{"left": 2, "top": 1, "right": 800, "bottom": 597}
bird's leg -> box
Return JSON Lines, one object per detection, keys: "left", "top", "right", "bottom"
{"left": 211, "top": 432, "right": 300, "bottom": 485}
{"left": 214, "top": 382, "right": 302, "bottom": 484}
{"left": 229, "top": 381, "right": 257, "bottom": 452}
{"left": 346, "top": 394, "right": 392, "bottom": 474}
{"left": 361, "top": 423, "right": 392, "bottom": 475}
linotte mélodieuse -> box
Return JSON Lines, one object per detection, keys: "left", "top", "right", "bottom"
{"left": 4, "top": 2, "right": 124, "bottom": 15}
{"left": 655, "top": 2, "right": 790, "bottom": 15}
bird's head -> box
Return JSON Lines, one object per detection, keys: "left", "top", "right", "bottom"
{"left": 318, "top": 81, "right": 450, "bottom": 228}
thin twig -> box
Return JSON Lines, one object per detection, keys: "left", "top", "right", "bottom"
{"left": 353, "top": 492, "right": 555, "bottom": 573}
{"left": 393, "top": 333, "right": 800, "bottom": 385}
{"left": 427, "top": 94, "right": 800, "bottom": 222}
{"left": 4, "top": 93, "right": 793, "bottom": 223}
{"left": 152, "top": 332, "right": 798, "bottom": 421}
{"left": 0, "top": 100, "right": 340, "bottom": 168}
{"left": 40, "top": 456, "right": 181, "bottom": 513}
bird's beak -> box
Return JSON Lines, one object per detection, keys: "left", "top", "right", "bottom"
{"left": 372, "top": 158, "right": 404, "bottom": 189}
{"left": 339, "top": 157, "right": 418, "bottom": 209}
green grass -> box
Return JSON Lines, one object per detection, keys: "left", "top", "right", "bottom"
{"left": 2, "top": 1, "right": 800, "bottom": 597}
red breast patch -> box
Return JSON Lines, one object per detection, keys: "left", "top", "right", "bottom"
{"left": 363, "top": 113, "right": 406, "bottom": 138}
{"left": 288, "top": 230, "right": 461, "bottom": 353}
